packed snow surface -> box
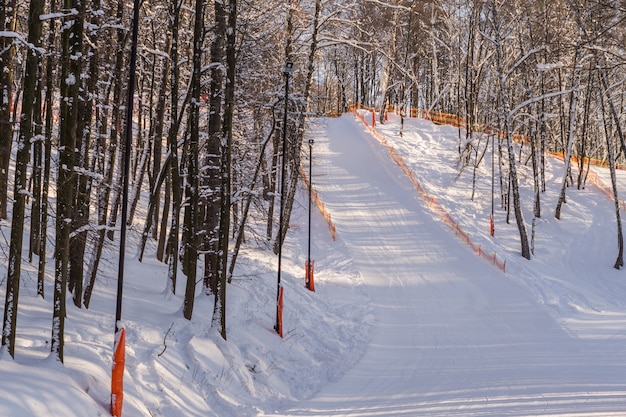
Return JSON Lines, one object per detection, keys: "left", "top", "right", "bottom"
{"left": 1, "top": 113, "right": 626, "bottom": 416}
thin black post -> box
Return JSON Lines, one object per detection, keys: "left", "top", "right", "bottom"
{"left": 307, "top": 139, "right": 314, "bottom": 287}
{"left": 275, "top": 61, "right": 295, "bottom": 335}
{"left": 490, "top": 132, "right": 495, "bottom": 236}
{"left": 112, "top": 0, "right": 140, "bottom": 414}
{"left": 116, "top": 0, "right": 140, "bottom": 336}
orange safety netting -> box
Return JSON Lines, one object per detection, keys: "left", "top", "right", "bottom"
{"left": 378, "top": 104, "right": 626, "bottom": 209}
{"left": 300, "top": 168, "right": 337, "bottom": 241}
{"left": 351, "top": 109, "right": 507, "bottom": 273}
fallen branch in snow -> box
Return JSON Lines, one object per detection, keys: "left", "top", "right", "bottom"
{"left": 158, "top": 322, "right": 174, "bottom": 357}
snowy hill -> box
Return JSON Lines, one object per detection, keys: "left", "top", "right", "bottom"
{"left": 2, "top": 113, "right": 626, "bottom": 416}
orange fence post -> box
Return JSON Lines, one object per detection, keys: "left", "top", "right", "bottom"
{"left": 111, "top": 327, "right": 126, "bottom": 417}
{"left": 305, "top": 260, "right": 315, "bottom": 291}
{"left": 276, "top": 287, "right": 284, "bottom": 338}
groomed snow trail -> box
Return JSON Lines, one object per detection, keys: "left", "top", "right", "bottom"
{"left": 263, "top": 115, "right": 626, "bottom": 417}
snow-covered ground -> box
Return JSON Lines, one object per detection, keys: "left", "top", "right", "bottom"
{"left": 1, "top": 113, "right": 626, "bottom": 416}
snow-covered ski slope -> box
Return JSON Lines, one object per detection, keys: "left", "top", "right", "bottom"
{"left": 2, "top": 112, "right": 626, "bottom": 416}
{"left": 264, "top": 113, "right": 626, "bottom": 416}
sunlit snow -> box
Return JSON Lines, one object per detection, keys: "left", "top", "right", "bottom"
{"left": 1, "top": 113, "right": 625, "bottom": 416}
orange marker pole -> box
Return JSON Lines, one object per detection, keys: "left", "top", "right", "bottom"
{"left": 276, "top": 287, "right": 284, "bottom": 338}
{"left": 111, "top": 327, "right": 126, "bottom": 417}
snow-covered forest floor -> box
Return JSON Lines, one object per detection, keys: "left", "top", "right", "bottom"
{"left": 1, "top": 113, "right": 626, "bottom": 416}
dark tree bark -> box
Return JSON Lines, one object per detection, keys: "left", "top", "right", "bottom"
{"left": 69, "top": 0, "right": 93, "bottom": 308}
{"left": 212, "top": 0, "right": 237, "bottom": 340}
{"left": 166, "top": 0, "right": 184, "bottom": 294}
{"left": 0, "top": 0, "right": 17, "bottom": 220}
{"left": 183, "top": 0, "right": 205, "bottom": 320}
{"left": 203, "top": 0, "right": 227, "bottom": 295}
{"left": 2, "top": 0, "right": 43, "bottom": 358}
{"left": 38, "top": 0, "right": 58, "bottom": 298}
{"left": 52, "top": 0, "right": 85, "bottom": 362}
{"left": 555, "top": 47, "right": 581, "bottom": 220}
{"left": 600, "top": 82, "right": 624, "bottom": 269}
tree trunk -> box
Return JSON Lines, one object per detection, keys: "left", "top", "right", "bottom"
{"left": 555, "top": 46, "right": 580, "bottom": 220}
{"left": 149, "top": 36, "right": 171, "bottom": 241}
{"left": 69, "top": 0, "right": 93, "bottom": 309}
{"left": 2, "top": 0, "right": 43, "bottom": 358}
{"left": 228, "top": 121, "right": 275, "bottom": 281}
{"left": 166, "top": 0, "right": 184, "bottom": 294}
{"left": 183, "top": 0, "right": 205, "bottom": 320}
{"left": 52, "top": 0, "right": 84, "bottom": 362}
{"left": 491, "top": 2, "right": 530, "bottom": 260}
{"left": 0, "top": 0, "right": 17, "bottom": 220}
{"left": 203, "top": 0, "right": 227, "bottom": 295}
{"left": 600, "top": 85, "right": 624, "bottom": 269}
{"left": 213, "top": 0, "right": 237, "bottom": 340}
{"left": 38, "top": 0, "right": 58, "bottom": 298}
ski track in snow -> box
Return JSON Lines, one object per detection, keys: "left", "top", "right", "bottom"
{"left": 263, "top": 115, "right": 626, "bottom": 417}
{"left": 2, "top": 113, "right": 626, "bottom": 416}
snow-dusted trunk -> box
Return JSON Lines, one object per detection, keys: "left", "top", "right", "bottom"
{"left": 0, "top": 0, "right": 16, "bottom": 220}
{"left": 2, "top": 0, "right": 43, "bottom": 358}
{"left": 203, "top": 0, "right": 227, "bottom": 295}
{"left": 52, "top": 0, "right": 85, "bottom": 362}
{"left": 379, "top": 4, "right": 398, "bottom": 125}
{"left": 599, "top": 68, "right": 625, "bottom": 269}
{"left": 555, "top": 47, "right": 581, "bottom": 220}
{"left": 166, "top": 0, "right": 184, "bottom": 295}
{"left": 228, "top": 120, "right": 275, "bottom": 281}
{"left": 38, "top": 0, "right": 58, "bottom": 298}
{"left": 212, "top": 0, "right": 237, "bottom": 340}
{"left": 149, "top": 36, "right": 171, "bottom": 245}
{"left": 69, "top": 0, "right": 96, "bottom": 308}
{"left": 83, "top": 0, "right": 123, "bottom": 308}
{"left": 491, "top": 2, "right": 530, "bottom": 260}
{"left": 600, "top": 88, "right": 624, "bottom": 269}
{"left": 182, "top": 0, "right": 205, "bottom": 320}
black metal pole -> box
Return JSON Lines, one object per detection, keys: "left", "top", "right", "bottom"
{"left": 307, "top": 139, "right": 313, "bottom": 286}
{"left": 116, "top": 0, "right": 141, "bottom": 335}
{"left": 275, "top": 64, "right": 292, "bottom": 334}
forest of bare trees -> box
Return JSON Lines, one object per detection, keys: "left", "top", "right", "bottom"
{"left": 1, "top": 0, "right": 626, "bottom": 362}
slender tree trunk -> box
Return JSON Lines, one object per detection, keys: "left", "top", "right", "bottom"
{"left": 183, "top": 0, "right": 205, "bottom": 320}
{"left": 166, "top": 0, "right": 184, "bottom": 294}
{"left": 212, "top": 0, "right": 237, "bottom": 340}
{"left": 38, "top": 0, "right": 57, "bottom": 298}
{"left": 228, "top": 122, "right": 275, "bottom": 281}
{"left": 0, "top": 0, "right": 17, "bottom": 220}
{"left": 203, "top": 0, "right": 227, "bottom": 295}
{"left": 491, "top": 2, "right": 530, "bottom": 260}
{"left": 600, "top": 86, "right": 624, "bottom": 269}
{"left": 2, "top": 0, "right": 43, "bottom": 358}
{"left": 266, "top": 126, "right": 279, "bottom": 241}
{"left": 273, "top": 0, "right": 321, "bottom": 254}
{"left": 127, "top": 129, "right": 151, "bottom": 226}
{"left": 157, "top": 174, "right": 171, "bottom": 262}
{"left": 149, "top": 36, "right": 171, "bottom": 241}
{"left": 68, "top": 0, "right": 93, "bottom": 308}
{"left": 577, "top": 65, "right": 593, "bottom": 189}
{"left": 52, "top": 0, "right": 84, "bottom": 362}
{"left": 82, "top": 0, "right": 118, "bottom": 309}
{"left": 105, "top": 0, "right": 128, "bottom": 242}
{"left": 555, "top": 46, "right": 580, "bottom": 220}
{"left": 139, "top": 153, "right": 171, "bottom": 262}
{"left": 29, "top": 64, "right": 44, "bottom": 262}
